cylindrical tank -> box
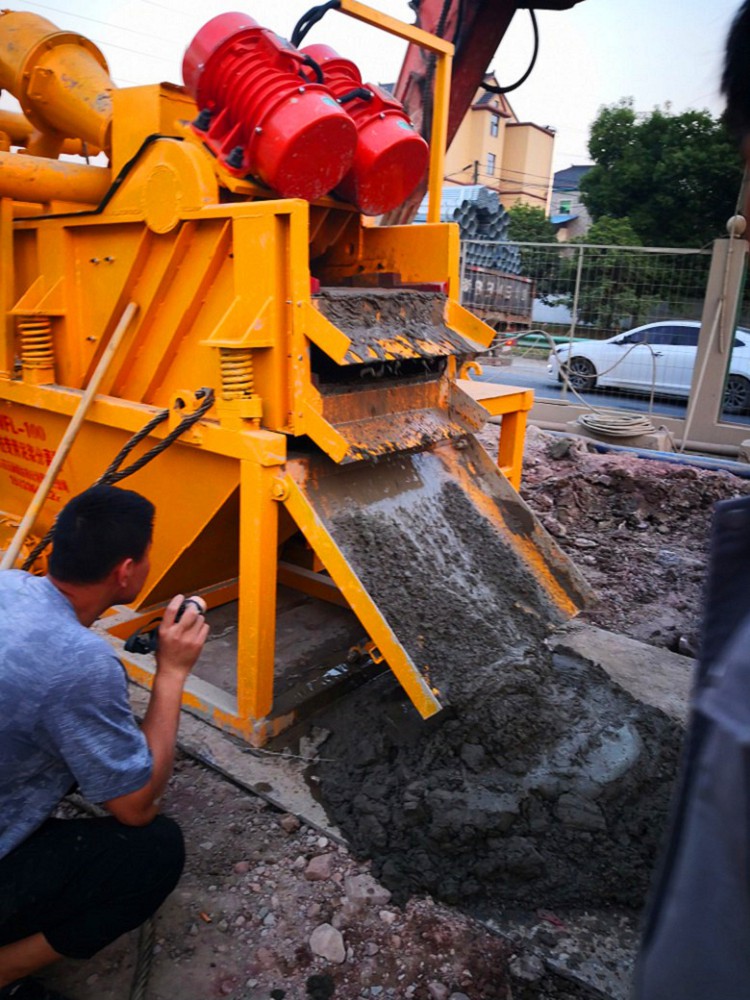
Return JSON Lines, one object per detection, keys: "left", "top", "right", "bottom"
{"left": 183, "top": 12, "right": 357, "bottom": 201}
{"left": 301, "top": 43, "right": 429, "bottom": 216}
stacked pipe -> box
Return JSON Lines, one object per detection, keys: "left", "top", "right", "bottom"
{"left": 415, "top": 185, "right": 522, "bottom": 274}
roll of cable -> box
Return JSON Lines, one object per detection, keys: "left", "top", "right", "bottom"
{"left": 576, "top": 412, "right": 657, "bottom": 438}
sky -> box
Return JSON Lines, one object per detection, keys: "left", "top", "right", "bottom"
{"left": 0, "top": 0, "right": 742, "bottom": 176}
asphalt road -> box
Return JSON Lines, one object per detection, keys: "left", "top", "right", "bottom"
{"left": 477, "top": 359, "right": 750, "bottom": 426}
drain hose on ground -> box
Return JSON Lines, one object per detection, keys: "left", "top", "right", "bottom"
{"left": 577, "top": 412, "right": 658, "bottom": 438}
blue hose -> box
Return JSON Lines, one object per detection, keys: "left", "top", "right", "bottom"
{"left": 578, "top": 438, "right": 750, "bottom": 479}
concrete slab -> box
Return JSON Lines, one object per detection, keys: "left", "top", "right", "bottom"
{"left": 549, "top": 622, "right": 695, "bottom": 725}
{"left": 128, "top": 686, "right": 341, "bottom": 840}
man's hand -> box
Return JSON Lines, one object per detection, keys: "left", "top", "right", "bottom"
{"left": 156, "top": 594, "right": 209, "bottom": 681}
{"left": 106, "top": 595, "right": 209, "bottom": 825}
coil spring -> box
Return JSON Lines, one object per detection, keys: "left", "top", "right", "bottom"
{"left": 219, "top": 347, "right": 256, "bottom": 399}
{"left": 19, "top": 316, "right": 54, "bottom": 370}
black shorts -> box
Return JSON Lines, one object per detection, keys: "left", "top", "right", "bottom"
{"left": 0, "top": 814, "right": 184, "bottom": 959}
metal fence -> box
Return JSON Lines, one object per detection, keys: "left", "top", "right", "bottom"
{"left": 457, "top": 239, "right": 750, "bottom": 422}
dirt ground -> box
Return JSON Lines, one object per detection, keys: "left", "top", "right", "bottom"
{"left": 46, "top": 424, "right": 750, "bottom": 1000}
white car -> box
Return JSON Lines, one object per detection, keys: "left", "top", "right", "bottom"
{"left": 547, "top": 321, "right": 750, "bottom": 414}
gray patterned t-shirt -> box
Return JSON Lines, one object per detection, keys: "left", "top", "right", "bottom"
{"left": 0, "top": 570, "right": 152, "bottom": 858}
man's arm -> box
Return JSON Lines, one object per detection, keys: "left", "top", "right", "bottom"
{"left": 104, "top": 595, "right": 208, "bottom": 825}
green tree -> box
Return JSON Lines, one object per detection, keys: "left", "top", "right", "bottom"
{"left": 581, "top": 99, "right": 743, "bottom": 248}
{"left": 506, "top": 203, "right": 557, "bottom": 243}
{"left": 506, "top": 203, "right": 564, "bottom": 303}
{"left": 568, "top": 216, "right": 659, "bottom": 332}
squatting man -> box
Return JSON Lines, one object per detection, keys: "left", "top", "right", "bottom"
{"left": 0, "top": 485, "right": 209, "bottom": 1000}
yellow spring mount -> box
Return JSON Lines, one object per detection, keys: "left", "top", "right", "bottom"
{"left": 19, "top": 316, "right": 55, "bottom": 384}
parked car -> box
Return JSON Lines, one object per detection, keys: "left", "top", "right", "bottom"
{"left": 547, "top": 321, "right": 750, "bottom": 414}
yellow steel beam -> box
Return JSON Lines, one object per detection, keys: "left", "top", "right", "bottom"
{"left": 301, "top": 302, "right": 352, "bottom": 364}
{"left": 277, "top": 562, "right": 349, "bottom": 608}
{"left": 445, "top": 298, "right": 495, "bottom": 349}
{"left": 337, "top": 0, "right": 452, "bottom": 228}
{"left": 456, "top": 380, "right": 535, "bottom": 491}
{"left": 338, "top": 0, "right": 453, "bottom": 53}
{"left": 0, "top": 198, "right": 12, "bottom": 379}
{"left": 426, "top": 47, "right": 451, "bottom": 224}
{"left": 0, "top": 380, "right": 288, "bottom": 466}
{"left": 236, "top": 459, "right": 280, "bottom": 721}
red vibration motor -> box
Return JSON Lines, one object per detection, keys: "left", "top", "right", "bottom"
{"left": 182, "top": 12, "right": 357, "bottom": 201}
{"left": 301, "top": 43, "right": 429, "bottom": 215}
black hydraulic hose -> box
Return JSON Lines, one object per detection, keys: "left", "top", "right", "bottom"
{"left": 300, "top": 53, "right": 325, "bottom": 84}
{"left": 338, "top": 87, "right": 373, "bottom": 104}
{"left": 482, "top": 8, "right": 539, "bottom": 95}
{"left": 15, "top": 134, "right": 184, "bottom": 222}
{"left": 291, "top": 0, "right": 341, "bottom": 48}
{"left": 453, "top": 0, "right": 465, "bottom": 47}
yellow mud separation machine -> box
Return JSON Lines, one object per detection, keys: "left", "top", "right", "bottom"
{"left": 0, "top": 4, "right": 588, "bottom": 743}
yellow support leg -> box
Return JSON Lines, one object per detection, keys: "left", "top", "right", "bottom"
{"left": 282, "top": 473, "right": 442, "bottom": 720}
{"left": 236, "top": 459, "right": 279, "bottom": 721}
{"left": 498, "top": 410, "right": 527, "bottom": 492}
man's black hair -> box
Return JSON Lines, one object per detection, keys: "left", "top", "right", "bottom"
{"left": 48, "top": 485, "right": 155, "bottom": 584}
{"left": 724, "top": 1, "right": 750, "bottom": 140}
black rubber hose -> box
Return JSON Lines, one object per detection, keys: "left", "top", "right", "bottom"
{"left": 301, "top": 52, "right": 325, "bottom": 84}
{"left": 291, "top": 0, "right": 341, "bottom": 48}
{"left": 482, "top": 9, "right": 539, "bottom": 95}
{"left": 338, "top": 87, "right": 373, "bottom": 104}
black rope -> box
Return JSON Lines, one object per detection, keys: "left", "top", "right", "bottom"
{"left": 481, "top": 9, "right": 539, "bottom": 95}
{"left": 291, "top": 0, "right": 341, "bottom": 47}
{"left": 21, "top": 388, "right": 215, "bottom": 572}
{"left": 99, "top": 389, "right": 214, "bottom": 485}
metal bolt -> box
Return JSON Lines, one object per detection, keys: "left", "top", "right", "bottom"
{"left": 226, "top": 146, "right": 244, "bottom": 169}
{"left": 298, "top": 86, "right": 306, "bottom": 93}
{"left": 255, "top": 126, "right": 262, "bottom": 134}
{"left": 379, "top": 112, "right": 385, "bottom": 119}
{"left": 193, "top": 108, "right": 213, "bottom": 131}
{"left": 89, "top": 257, "right": 100, "bottom": 264}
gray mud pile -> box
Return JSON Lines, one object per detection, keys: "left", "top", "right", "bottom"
{"left": 311, "top": 447, "right": 683, "bottom": 911}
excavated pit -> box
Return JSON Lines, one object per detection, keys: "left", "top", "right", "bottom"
{"left": 309, "top": 441, "right": 684, "bottom": 913}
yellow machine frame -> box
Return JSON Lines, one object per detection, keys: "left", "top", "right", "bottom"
{"left": 0, "top": 4, "right": 584, "bottom": 745}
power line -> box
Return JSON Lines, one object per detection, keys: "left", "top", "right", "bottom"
{"left": 449, "top": 158, "right": 554, "bottom": 185}
{"left": 85, "top": 37, "right": 175, "bottom": 64}
{"left": 15, "top": 0, "right": 174, "bottom": 45}
{"left": 138, "top": 0, "right": 184, "bottom": 11}
{"left": 447, "top": 164, "right": 553, "bottom": 190}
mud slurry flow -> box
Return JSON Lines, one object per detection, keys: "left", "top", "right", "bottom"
{"left": 311, "top": 439, "right": 683, "bottom": 912}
